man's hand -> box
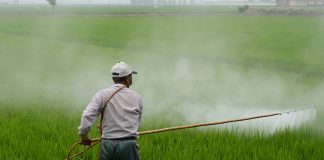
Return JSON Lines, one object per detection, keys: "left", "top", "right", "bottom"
{"left": 80, "top": 134, "right": 92, "bottom": 145}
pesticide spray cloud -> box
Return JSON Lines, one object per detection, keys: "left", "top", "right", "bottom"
{"left": 133, "top": 56, "right": 320, "bottom": 133}
{"left": 0, "top": 10, "right": 323, "bottom": 132}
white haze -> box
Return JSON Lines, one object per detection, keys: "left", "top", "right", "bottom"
{"left": 0, "top": 44, "right": 320, "bottom": 133}
{"left": 133, "top": 57, "right": 320, "bottom": 132}
{"left": 0, "top": 12, "right": 323, "bottom": 133}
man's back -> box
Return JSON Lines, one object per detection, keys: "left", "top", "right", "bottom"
{"left": 79, "top": 84, "right": 143, "bottom": 139}
{"left": 101, "top": 84, "right": 143, "bottom": 139}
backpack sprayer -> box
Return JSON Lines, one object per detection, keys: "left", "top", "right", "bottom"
{"left": 66, "top": 105, "right": 316, "bottom": 160}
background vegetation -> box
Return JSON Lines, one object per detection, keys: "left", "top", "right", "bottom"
{"left": 0, "top": 5, "right": 323, "bottom": 159}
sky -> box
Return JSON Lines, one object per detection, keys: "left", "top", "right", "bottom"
{"left": 0, "top": 0, "right": 130, "bottom": 4}
{"left": 0, "top": 0, "right": 275, "bottom": 5}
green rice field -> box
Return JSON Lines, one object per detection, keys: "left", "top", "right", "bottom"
{"left": 0, "top": 5, "right": 324, "bottom": 160}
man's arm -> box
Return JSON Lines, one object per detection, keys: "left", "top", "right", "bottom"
{"left": 78, "top": 91, "right": 104, "bottom": 144}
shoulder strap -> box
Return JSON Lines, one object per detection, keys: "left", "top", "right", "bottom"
{"left": 98, "top": 85, "right": 126, "bottom": 134}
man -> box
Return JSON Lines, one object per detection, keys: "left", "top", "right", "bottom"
{"left": 78, "top": 62, "right": 143, "bottom": 160}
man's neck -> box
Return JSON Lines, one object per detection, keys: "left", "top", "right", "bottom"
{"left": 116, "top": 82, "right": 129, "bottom": 88}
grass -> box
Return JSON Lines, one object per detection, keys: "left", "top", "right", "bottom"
{"left": 0, "top": 6, "right": 324, "bottom": 159}
{"left": 1, "top": 103, "right": 323, "bottom": 160}
{"left": 140, "top": 128, "right": 324, "bottom": 160}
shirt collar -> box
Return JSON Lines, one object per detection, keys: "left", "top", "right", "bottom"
{"left": 113, "top": 83, "right": 126, "bottom": 88}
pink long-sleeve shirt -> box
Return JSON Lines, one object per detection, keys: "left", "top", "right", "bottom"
{"left": 78, "top": 84, "right": 143, "bottom": 139}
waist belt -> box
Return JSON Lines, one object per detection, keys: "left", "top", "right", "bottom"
{"left": 102, "top": 137, "right": 137, "bottom": 141}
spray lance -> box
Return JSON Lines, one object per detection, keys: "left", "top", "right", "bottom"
{"left": 66, "top": 105, "right": 316, "bottom": 160}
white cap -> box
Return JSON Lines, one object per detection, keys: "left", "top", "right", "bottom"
{"left": 111, "top": 62, "right": 138, "bottom": 77}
